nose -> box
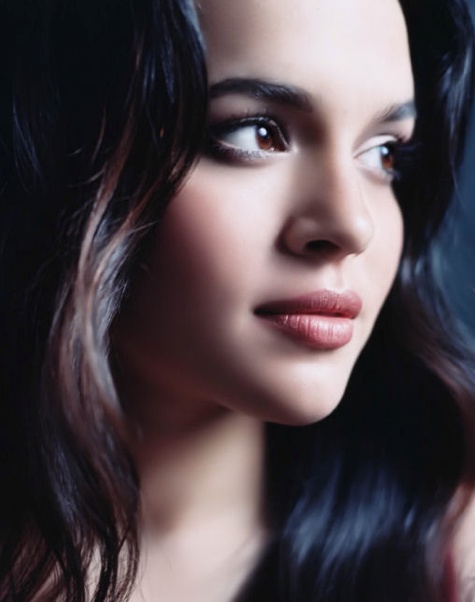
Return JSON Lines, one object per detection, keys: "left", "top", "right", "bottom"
{"left": 280, "top": 155, "right": 375, "bottom": 260}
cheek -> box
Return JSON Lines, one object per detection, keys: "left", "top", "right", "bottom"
{"left": 372, "top": 197, "right": 404, "bottom": 300}
{"left": 387, "top": 200, "right": 404, "bottom": 268}
{"left": 148, "top": 196, "right": 235, "bottom": 320}
{"left": 153, "top": 167, "right": 275, "bottom": 306}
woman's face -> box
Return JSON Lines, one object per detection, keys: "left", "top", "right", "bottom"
{"left": 117, "top": 0, "right": 415, "bottom": 428}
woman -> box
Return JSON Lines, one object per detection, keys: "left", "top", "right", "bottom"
{"left": 0, "top": 0, "right": 474, "bottom": 600}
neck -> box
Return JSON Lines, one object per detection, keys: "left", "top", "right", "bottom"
{"left": 128, "top": 406, "right": 269, "bottom": 601}
{"left": 133, "top": 409, "right": 267, "bottom": 543}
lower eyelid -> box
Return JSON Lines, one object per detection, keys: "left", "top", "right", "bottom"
{"left": 204, "top": 139, "right": 272, "bottom": 164}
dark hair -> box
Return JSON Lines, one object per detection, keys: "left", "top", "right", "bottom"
{"left": 0, "top": 0, "right": 206, "bottom": 599}
{"left": 0, "top": 0, "right": 474, "bottom": 601}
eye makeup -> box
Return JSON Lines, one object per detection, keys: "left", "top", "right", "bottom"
{"left": 206, "top": 115, "right": 290, "bottom": 162}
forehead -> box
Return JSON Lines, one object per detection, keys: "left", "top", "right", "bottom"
{"left": 196, "top": 0, "right": 414, "bottom": 107}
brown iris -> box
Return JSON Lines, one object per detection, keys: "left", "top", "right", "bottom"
{"left": 380, "top": 144, "right": 396, "bottom": 171}
{"left": 256, "top": 125, "right": 287, "bottom": 152}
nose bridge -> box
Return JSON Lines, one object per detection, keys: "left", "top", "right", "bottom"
{"left": 319, "top": 155, "right": 374, "bottom": 252}
{"left": 283, "top": 147, "right": 375, "bottom": 258}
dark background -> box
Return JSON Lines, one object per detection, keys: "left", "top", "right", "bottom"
{"left": 440, "top": 0, "right": 475, "bottom": 339}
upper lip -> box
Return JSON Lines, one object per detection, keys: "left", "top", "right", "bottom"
{"left": 255, "top": 289, "right": 362, "bottom": 319}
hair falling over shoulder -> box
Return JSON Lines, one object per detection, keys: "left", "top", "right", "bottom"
{"left": 0, "top": 0, "right": 474, "bottom": 601}
{"left": 0, "top": 0, "right": 206, "bottom": 599}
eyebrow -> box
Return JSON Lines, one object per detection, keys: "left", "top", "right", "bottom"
{"left": 209, "top": 78, "right": 313, "bottom": 112}
{"left": 375, "top": 100, "right": 417, "bottom": 123}
{"left": 209, "top": 77, "right": 417, "bottom": 123}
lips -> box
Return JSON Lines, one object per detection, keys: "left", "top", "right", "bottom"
{"left": 255, "top": 289, "right": 362, "bottom": 350}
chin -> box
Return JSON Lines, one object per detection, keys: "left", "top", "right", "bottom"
{"left": 230, "top": 376, "right": 350, "bottom": 427}
{"left": 264, "top": 398, "right": 343, "bottom": 427}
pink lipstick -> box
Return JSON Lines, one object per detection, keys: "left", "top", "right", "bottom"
{"left": 255, "top": 290, "right": 362, "bottom": 350}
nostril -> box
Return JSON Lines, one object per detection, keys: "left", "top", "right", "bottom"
{"left": 280, "top": 214, "right": 373, "bottom": 259}
{"left": 305, "top": 239, "right": 336, "bottom": 253}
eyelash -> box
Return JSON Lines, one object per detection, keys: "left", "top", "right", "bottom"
{"left": 205, "top": 116, "right": 289, "bottom": 162}
{"left": 386, "top": 140, "right": 420, "bottom": 183}
{"left": 205, "top": 115, "right": 417, "bottom": 182}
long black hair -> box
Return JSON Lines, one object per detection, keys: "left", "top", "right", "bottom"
{"left": 0, "top": 0, "right": 206, "bottom": 599}
{"left": 0, "top": 0, "right": 474, "bottom": 600}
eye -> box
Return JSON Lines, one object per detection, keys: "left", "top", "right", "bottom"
{"left": 357, "top": 140, "right": 400, "bottom": 182}
{"left": 224, "top": 123, "right": 286, "bottom": 152}
{"left": 206, "top": 117, "right": 289, "bottom": 162}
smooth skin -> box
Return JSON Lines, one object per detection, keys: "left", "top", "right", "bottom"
{"left": 116, "top": 0, "right": 416, "bottom": 600}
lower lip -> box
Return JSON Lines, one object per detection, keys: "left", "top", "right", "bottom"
{"left": 258, "top": 313, "right": 354, "bottom": 350}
